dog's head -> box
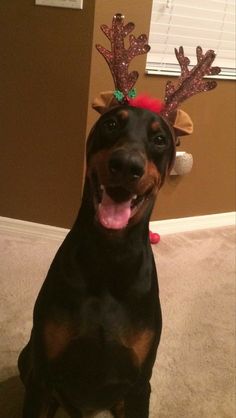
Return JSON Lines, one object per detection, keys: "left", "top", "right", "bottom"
{"left": 86, "top": 105, "right": 175, "bottom": 231}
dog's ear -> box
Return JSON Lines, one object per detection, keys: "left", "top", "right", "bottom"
{"left": 167, "top": 109, "right": 193, "bottom": 146}
{"left": 92, "top": 91, "right": 119, "bottom": 114}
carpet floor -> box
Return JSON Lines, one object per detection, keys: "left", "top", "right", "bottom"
{"left": 0, "top": 225, "right": 235, "bottom": 417}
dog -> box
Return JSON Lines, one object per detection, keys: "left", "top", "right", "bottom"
{"left": 18, "top": 104, "right": 176, "bottom": 417}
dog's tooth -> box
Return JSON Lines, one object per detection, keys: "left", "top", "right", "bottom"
{"left": 133, "top": 195, "right": 138, "bottom": 200}
{"left": 100, "top": 185, "right": 105, "bottom": 191}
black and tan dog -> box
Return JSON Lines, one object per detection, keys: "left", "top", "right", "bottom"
{"left": 18, "top": 103, "right": 179, "bottom": 417}
{"left": 18, "top": 12, "right": 220, "bottom": 417}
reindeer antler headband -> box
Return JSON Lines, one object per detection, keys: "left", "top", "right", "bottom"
{"left": 96, "top": 13, "right": 150, "bottom": 104}
{"left": 162, "top": 46, "right": 221, "bottom": 117}
{"left": 93, "top": 13, "right": 221, "bottom": 135}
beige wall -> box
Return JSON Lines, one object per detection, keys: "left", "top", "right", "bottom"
{"left": 1, "top": 0, "right": 95, "bottom": 228}
{"left": 1, "top": 0, "right": 235, "bottom": 228}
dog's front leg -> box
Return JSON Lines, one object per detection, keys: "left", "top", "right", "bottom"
{"left": 111, "top": 381, "right": 151, "bottom": 418}
{"left": 22, "top": 383, "right": 59, "bottom": 418}
{"left": 125, "top": 381, "right": 151, "bottom": 418}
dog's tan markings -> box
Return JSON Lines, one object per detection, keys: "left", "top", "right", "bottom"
{"left": 121, "top": 329, "right": 155, "bottom": 367}
{"left": 137, "top": 161, "right": 160, "bottom": 197}
{"left": 111, "top": 400, "right": 125, "bottom": 418}
{"left": 43, "top": 321, "right": 77, "bottom": 360}
{"left": 147, "top": 161, "right": 160, "bottom": 178}
{"left": 146, "top": 161, "right": 162, "bottom": 189}
{"left": 117, "top": 109, "right": 129, "bottom": 120}
{"left": 151, "top": 120, "right": 160, "bottom": 132}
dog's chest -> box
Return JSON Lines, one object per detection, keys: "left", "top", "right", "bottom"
{"left": 43, "top": 294, "right": 154, "bottom": 369}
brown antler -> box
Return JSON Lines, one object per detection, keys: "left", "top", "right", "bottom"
{"left": 96, "top": 13, "right": 150, "bottom": 102}
{"left": 162, "top": 46, "right": 221, "bottom": 117}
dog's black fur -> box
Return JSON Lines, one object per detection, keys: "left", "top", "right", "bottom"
{"left": 18, "top": 105, "right": 175, "bottom": 417}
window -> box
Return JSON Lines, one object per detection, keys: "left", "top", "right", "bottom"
{"left": 146, "top": 0, "right": 236, "bottom": 79}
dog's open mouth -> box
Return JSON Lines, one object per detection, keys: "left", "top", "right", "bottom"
{"left": 94, "top": 183, "right": 149, "bottom": 230}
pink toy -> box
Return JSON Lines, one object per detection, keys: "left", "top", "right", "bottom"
{"left": 149, "top": 230, "right": 161, "bottom": 245}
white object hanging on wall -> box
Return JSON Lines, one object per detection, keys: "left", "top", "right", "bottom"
{"left": 171, "top": 151, "right": 193, "bottom": 175}
{"left": 35, "top": 0, "right": 83, "bottom": 9}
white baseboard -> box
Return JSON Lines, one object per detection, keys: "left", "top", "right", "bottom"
{"left": 0, "top": 212, "right": 235, "bottom": 240}
{"left": 150, "top": 212, "right": 235, "bottom": 235}
{"left": 0, "top": 217, "right": 69, "bottom": 241}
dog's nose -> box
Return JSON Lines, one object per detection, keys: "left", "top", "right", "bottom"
{"left": 109, "top": 149, "right": 145, "bottom": 181}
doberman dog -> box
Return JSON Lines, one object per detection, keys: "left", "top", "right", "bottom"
{"left": 18, "top": 104, "right": 176, "bottom": 417}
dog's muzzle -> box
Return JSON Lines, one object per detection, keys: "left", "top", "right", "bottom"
{"left": 88, "top": 151, "right": 158, "bottom": 231}
{"left": 108, "top": 149, "right": 145, "bottom": 183}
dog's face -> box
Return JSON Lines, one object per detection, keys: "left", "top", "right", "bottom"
{"left": 86, "top": 106, "right": 175, "bottom": 231}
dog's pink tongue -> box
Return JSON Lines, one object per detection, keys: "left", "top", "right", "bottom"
{"left": 98, "top": 190, "right": 132, "bottom": 230}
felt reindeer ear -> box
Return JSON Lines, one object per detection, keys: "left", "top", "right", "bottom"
{"left": 167, "top": 108, "right": 193, "bottom": 145}
{"left": 92, "top": 91, "right": 119, "bottom": 114}
{"left": 173, "top": 109, "right": 193, "bottom": 136}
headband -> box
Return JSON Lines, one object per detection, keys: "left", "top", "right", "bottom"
{"left": 92, "top": 13, "right": 221, "bottom": 144}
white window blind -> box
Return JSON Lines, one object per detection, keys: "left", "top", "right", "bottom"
{"left": 146, "top": 0, "right": 236, "bottom": 79}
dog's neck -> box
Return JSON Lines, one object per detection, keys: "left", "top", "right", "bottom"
{"left": 67, "top": 178, "right": 155, "bottom": 296}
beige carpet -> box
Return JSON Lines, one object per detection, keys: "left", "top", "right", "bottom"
{"left": 0, "top": 225, "right": 235, "bottom": 418}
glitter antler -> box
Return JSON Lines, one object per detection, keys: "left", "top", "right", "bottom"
{"left": 162, "top": 46, "right": 221, "bottom": 117}
{"left": 96, "top": 13, "right": 150, "bottom": 103}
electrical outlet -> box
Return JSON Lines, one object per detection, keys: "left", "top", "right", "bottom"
{"left": 36, "top": 0, "right": 83, "bottom": 9}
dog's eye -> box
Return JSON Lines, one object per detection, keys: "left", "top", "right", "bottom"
{"left": 103, "top": 119, "right": 118, "bottom": 133}
{"left": 153, "top": 135, "right": 167, "bottom": 147}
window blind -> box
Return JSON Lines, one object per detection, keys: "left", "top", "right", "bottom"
{"left": 146, "top": 0, "right": 236, "bottom": 79}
